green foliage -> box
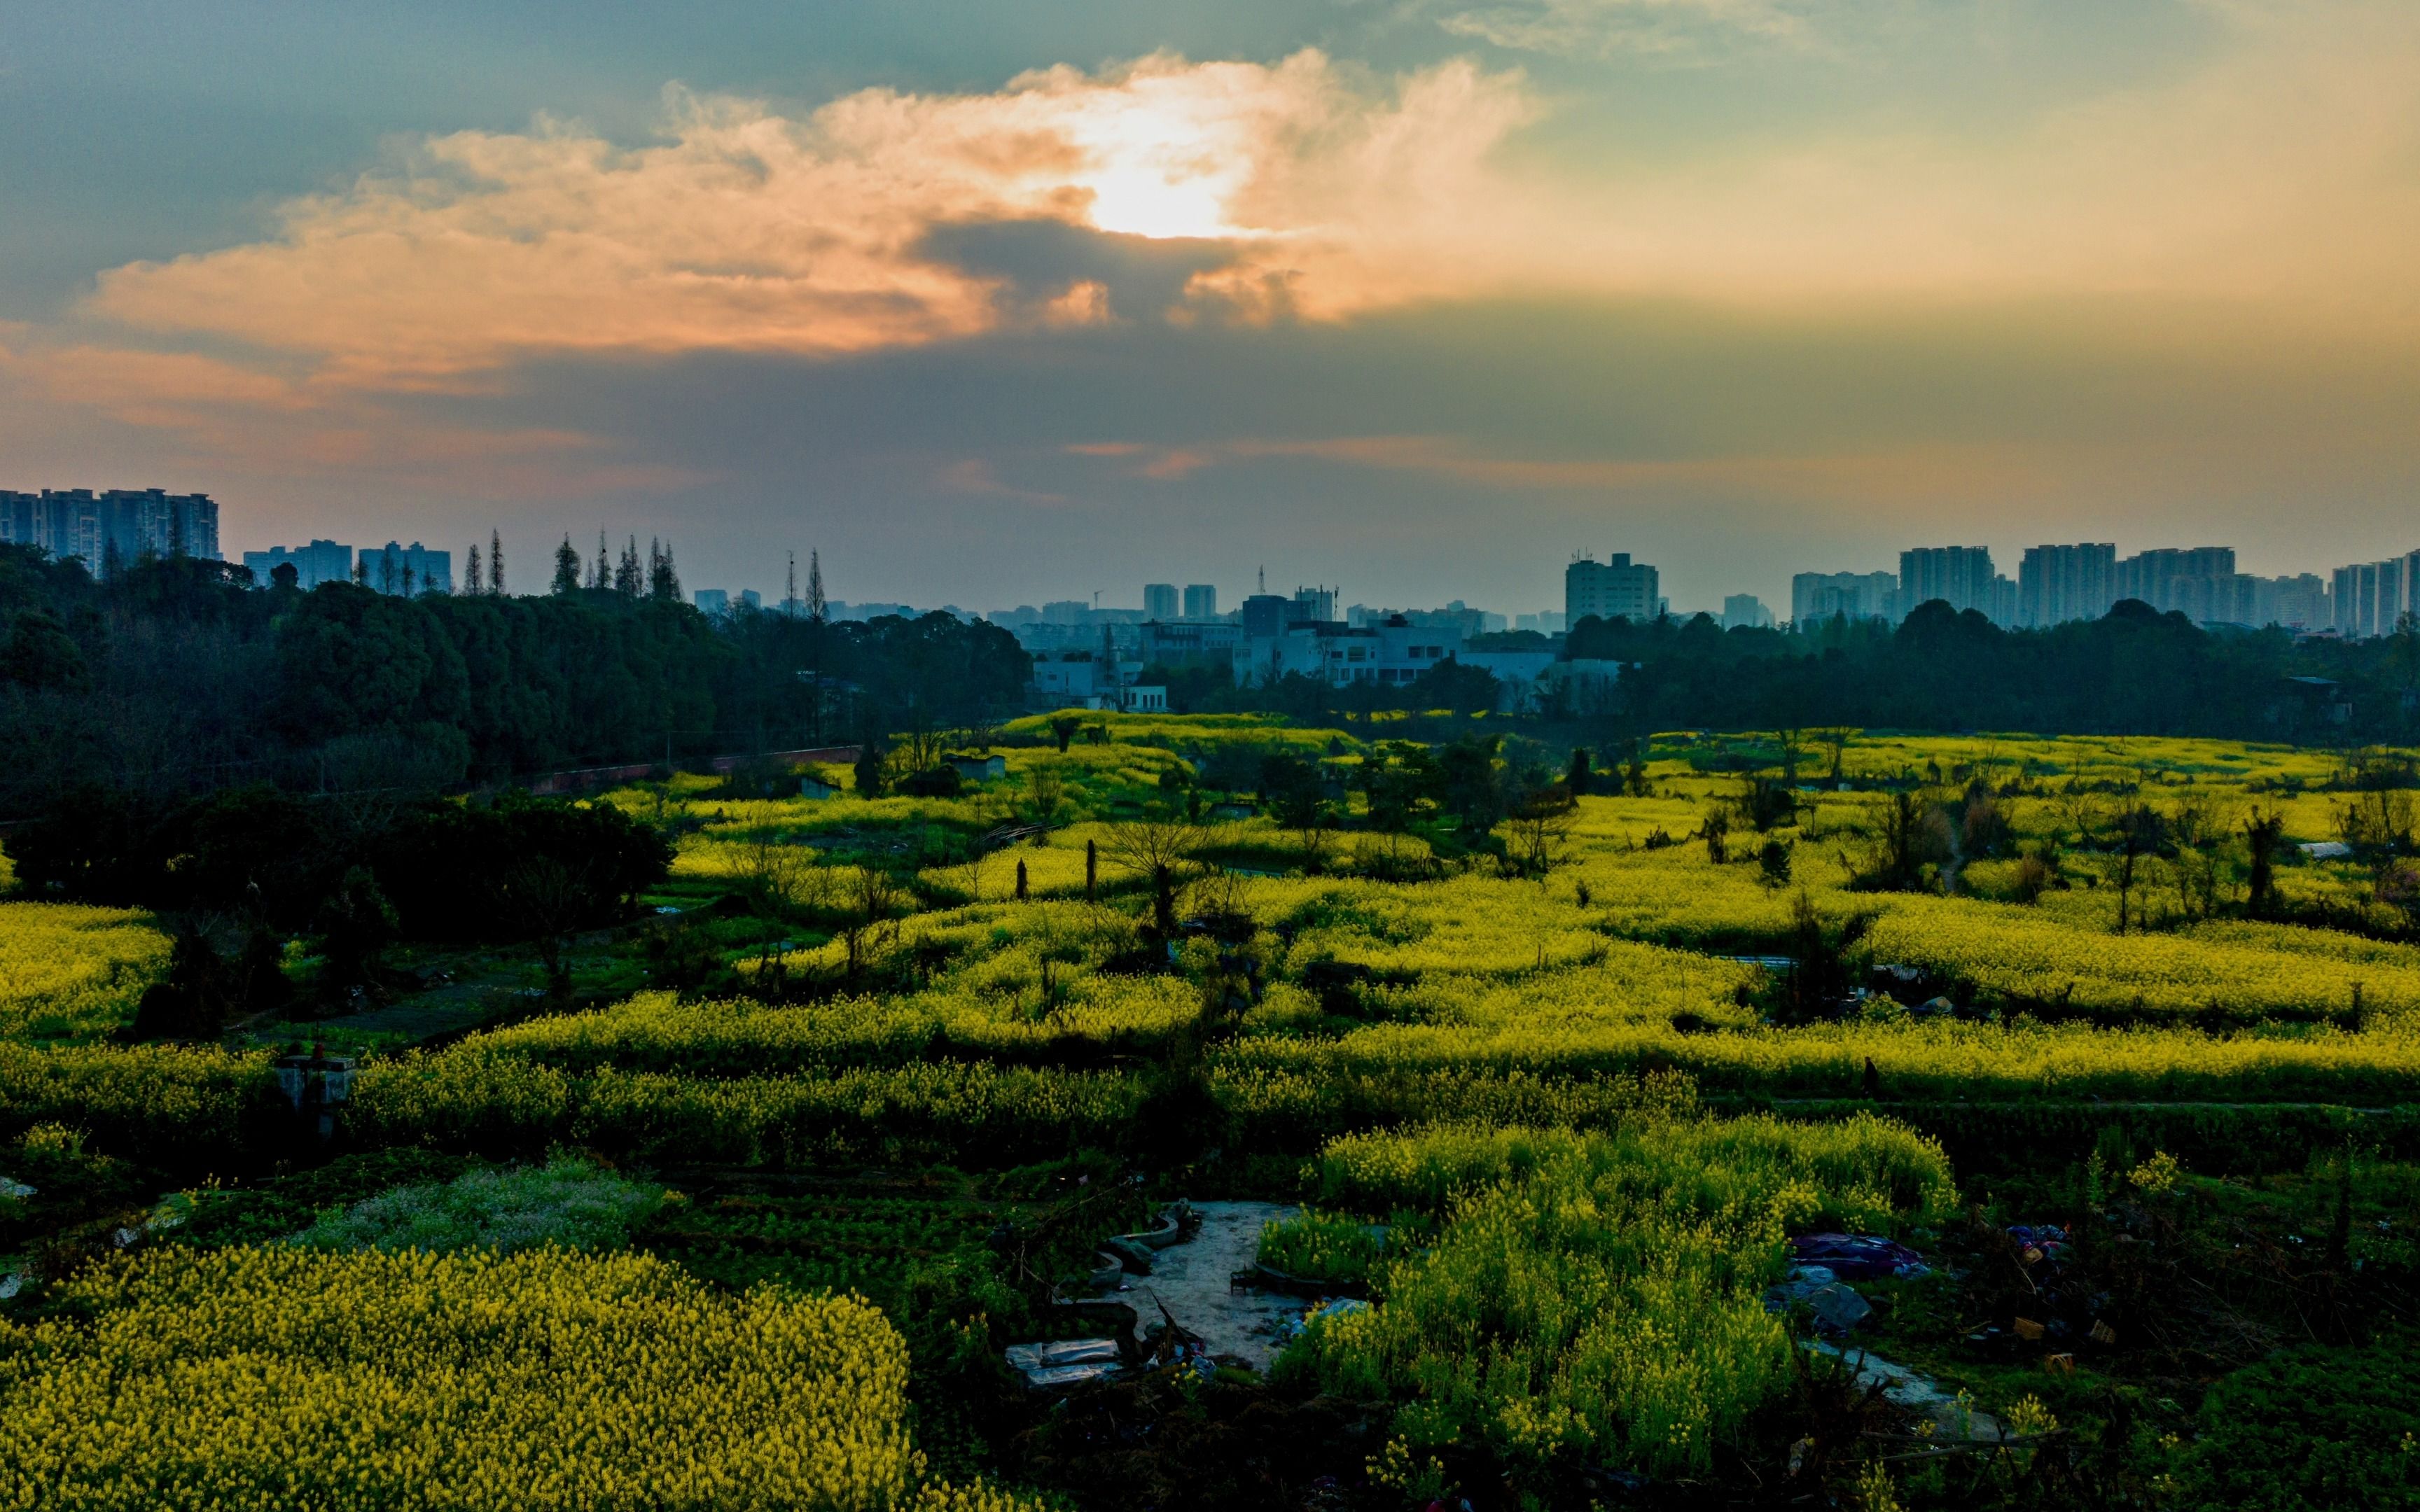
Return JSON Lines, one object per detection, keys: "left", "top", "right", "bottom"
{"left": 172, "top": 1149, "right": 473, "bottom": 1248}
{"left": 1281, "top": 1114, "right": 1956, "bottom": 1479}
{"left": 291, "top": 1154, "right": 665, "bottom": 1254}
{"left": 1255, "top": 1208, "right": 1410, "bottom": 1285}
{"left": 2162, "top": 1334, "right": 2420, "bottom": 1511}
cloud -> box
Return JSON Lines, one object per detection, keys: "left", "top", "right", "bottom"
{"left": 57, "top": 6, "right": 2420, "bottom": 392}
{"left": 19, "top": 3, "right": 2420, "bottom": 522}
{"left": 1433, "top": 0, "right": 1812, "bottom": 57}
{"left": 1066, "top": 432, "right": 2037, "bottom": 503}
{"left": 78, "top": 53, "right": 1535, "bottom": 387}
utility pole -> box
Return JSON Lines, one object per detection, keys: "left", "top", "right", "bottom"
{"left": 786, "top": 552, "right": 798, "bottom": 619}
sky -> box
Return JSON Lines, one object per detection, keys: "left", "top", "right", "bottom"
{"left": 4, "top": 0, "right": 2419, "bottom": 617}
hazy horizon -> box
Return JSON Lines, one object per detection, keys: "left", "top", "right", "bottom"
{"left": 7, "top": 1, "right": 2419, "bottom": 615}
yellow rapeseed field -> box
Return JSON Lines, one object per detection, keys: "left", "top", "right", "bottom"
{"left": 0, "top": 1244, "right": 1044, "bottom": 1511}
{"left": 0, "top": 902, "right": 170, "bottom": 1042}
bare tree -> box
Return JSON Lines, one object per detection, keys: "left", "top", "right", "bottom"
{"left": 837, "top": 867, "right": 907, "bottom": 984}
{"left": 2113, "top": 804, "right": 2169, "bottom": 934}
{"left": 2244, "top": 808, "right": 2285, "bottom": 918}
{"left": 1505, "top": 793, "right": 1575, "bottom": 878}
{"left": 947, "top": 838, "right": 992, "bottom": 903}
{"left": 494, "top": 855, "right": 592, "bottom": 1000}
{"left": 1026, "top": 760, "right": 1069, "bottom": 831}
{"left": 739, "top": 829, "right": 825, "bottom": 925}
{"left": 1101, "top": 816, "right": 1209, "bottom": 941}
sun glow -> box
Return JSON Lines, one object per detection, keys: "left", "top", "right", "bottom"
{"left": 1055, "top": 92, "right": 1263, "bottom": 240}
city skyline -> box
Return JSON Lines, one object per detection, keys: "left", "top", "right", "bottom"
{"left": 5, "top": 4, "right": 2420, "bottom": 614}
{"left": 7, "top": 480, "right": 2410, "bottom": 636}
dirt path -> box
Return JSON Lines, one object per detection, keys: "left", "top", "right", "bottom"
{"left": 1122, "top": 1200, "right": 1307, "bottom": 1371}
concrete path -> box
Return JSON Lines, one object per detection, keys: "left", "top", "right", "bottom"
{"left": 1120, "top": 1199, "right": 1307, "bottom": 1371}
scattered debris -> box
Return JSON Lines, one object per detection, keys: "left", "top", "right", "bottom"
{"left": 1272, "top": 1296, "right": 1370, "bottom": 1350}
{"left": 1006, "top": 1338, "right": 1127, "bottom": 1391}
{"left": 1017, "top": 1199, "right": 1308, "bottom": 1386}
{"left": 1765, "top": 1264, "right": 1872, "bottom": 1335}
{"left": 1234, "top": 1260, "right": 1368, "bottom": 1301}
{"left": 1809, "top": 1342, "right": 2005, "bottom": 1442}
{"left": 0, "top": 1177, "right": 35, "bottom": 1200}
{"left": 1790, "top": 1233, "right": 1931, "bottom": 1280}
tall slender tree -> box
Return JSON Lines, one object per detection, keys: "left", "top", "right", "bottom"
{"left": 615, "top": 536, "right": 641, "bottom": 596}
{"left": 807, "top": 550, "right": 826, "bottom": 623}
{"left": 489, "top": 530, "right": 506, "bottom": 595}
{"left": 591, "top": 531, "right": 609, "bottom": 590}
{"left": 465, "top": 544, "right": 485, "bottom": 595}
{"left": 649, "top": 538, "right": 681, "bottom": 602}
{"left": 551, "top": 535, "right": 580, "bottom": 594}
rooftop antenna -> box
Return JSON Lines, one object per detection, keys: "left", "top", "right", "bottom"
{"left": 1258, "top": 566, "right": 1265, "bottom": 594}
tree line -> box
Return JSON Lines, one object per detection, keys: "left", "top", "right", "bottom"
{"left": 1140, "top": 598, "right": 2420, "bottom": 742}
{"left": 1562, "top": 599, "right": 2420, "bottom": 740}
{"left": 0, "top": 545, "right": 1031, "bottom": 816}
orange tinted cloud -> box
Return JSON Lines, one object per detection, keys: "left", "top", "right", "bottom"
{"left": 76, "top": 6, "right": 2420, "bottom": 396}
{"left": 1067, "top": 433, "right": 2043, "bottom": 504}
{"left": 82, "top": 53, "right": 1534, "bottom": 387}
{"left": 26, "top": 1, "right": 2420, "bottom": 505}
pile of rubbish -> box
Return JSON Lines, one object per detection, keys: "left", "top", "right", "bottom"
{"left": 1765, "top": 1264, "right": 1872, "bottom": 1336}
{"left": 1975, "top": 1221, "right": 2117, "bottom": 1359}
{"left": 1790, "top": 1232, "right": 1931, "bottom": 1280}
{"left": 1270, "top": 1296, "right": 1368, "bottom": 1350}
{"left": 1765, "top": 1233, "right": 1933, "bottom": 1337}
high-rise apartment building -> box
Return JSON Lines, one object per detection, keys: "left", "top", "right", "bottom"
{"left": 2251, "top": 574, "right": 2330, "bottom": 630}
{"left": 2332, "top": 552, "right": 2418, "bottom": 640}
{"left": 0, "top": 488, "right": 220, "bottom": 568}
{"left": 1143, "top": 583, "right": 1179, "bottom": 621}
{"left": 357, "top": 541, "right": 454, "bottom": 595}
{"left": 2016, "top": 543, "right": 2115, "bottom": 626}
{"left": 1566, "top": 553, "right": 1659, "bottom": 624}
{"left": 1898, "top": 546, "right": 1997, "bottom": 616}
{"left": 242, "top": 539, "right": 356, "bottom": 589}
{"left": 1182, "top": 584, "right": 1217, "bottom": 620}
{"left": 2114, "top": 547, "right": 2233, "bottom": 610}
{"left": 1790, "top": 570, "right": 1897, "bottom": 625}
{"left": 1720, "top": 594, "right": 1773, "bottom": 630}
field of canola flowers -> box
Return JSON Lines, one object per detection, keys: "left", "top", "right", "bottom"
{"left": 1, "top": 717, "right": 2417, "bottom": 1508}
{"left": 0, "top": 903, "right": 169, "bottom": 1043}
{"left": 0, "top": 1245, "right": 1042, "bottom": 1511}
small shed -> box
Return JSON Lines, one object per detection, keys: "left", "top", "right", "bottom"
{"left": 950, "top": 754, "right": 1008, "bottom": 781}
{"left": 800, "top": 774, "right": 843, "bottom": 800}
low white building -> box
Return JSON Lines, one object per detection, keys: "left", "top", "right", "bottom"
{"left": 1459, "top": 649, "right": 1559, "bottom": 710}
{"left": 1030, "top": 653, "right": 1167, "bottom": 713}
{"left": 1235, "top": 616, "right": 1463, "bottom": 689}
